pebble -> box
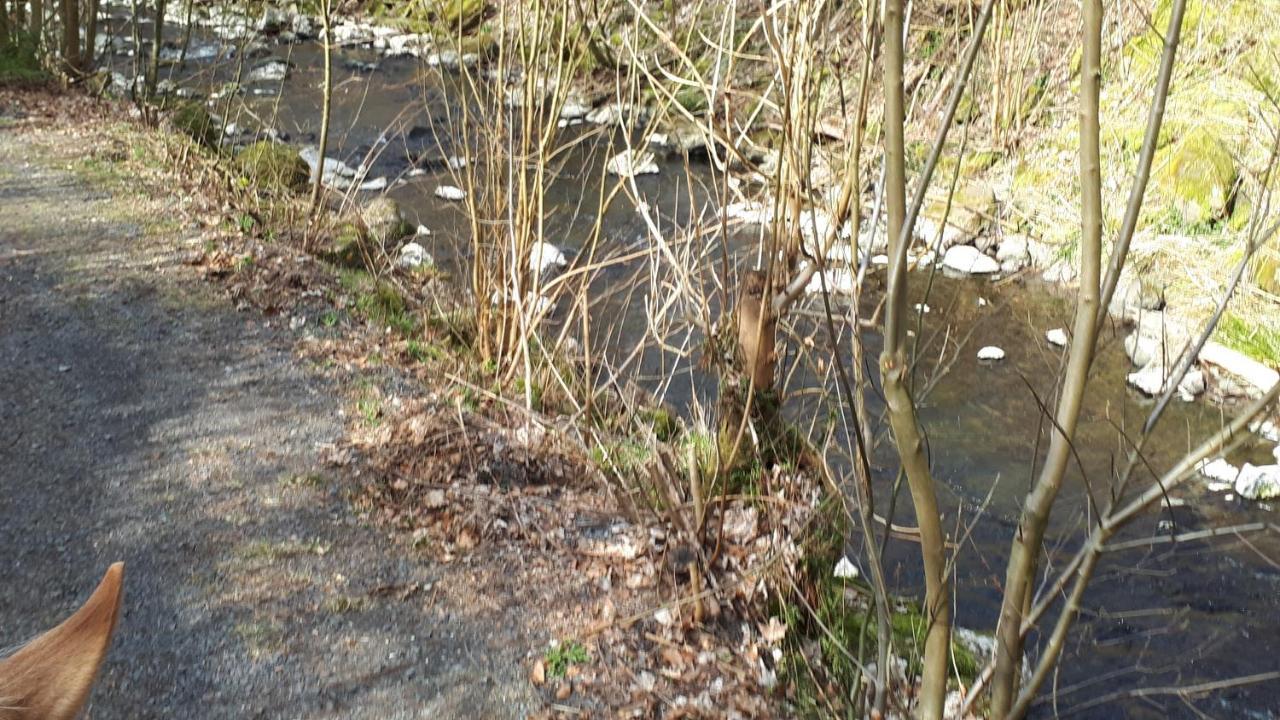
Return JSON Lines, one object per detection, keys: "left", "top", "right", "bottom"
{"left": 1046, "top": 328, "right": 1068, "bottom": 347}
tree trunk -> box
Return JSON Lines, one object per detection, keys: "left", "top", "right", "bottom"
{"left": 310, "top": 0, "right": 333, "bottom": 211}
{"left": 1, "top": 0, "right": 11, "bottom": 50}
{"left": 60, "top": 0, "right": 80, "bottom": 74}
{"left": 146, "top": 0, "right": 165, "bottom": 96}
{"left": 82, "top": 0, "right": 98, "bottom": 72}
{"left": 989, "top": 0, "right": 1104, "bottom": 715}
{"left": 880, "top": 0, "right": 950, "bottom": 717}
{"left": 31, "top": 0, "right": 43, "bottom": 51}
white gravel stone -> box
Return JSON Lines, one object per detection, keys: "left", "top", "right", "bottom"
{"left": 977, "top": 346, "right": 1006, "bottom": 361}
{"left": 434, "top": 185, "right": 466, "bottom": 201}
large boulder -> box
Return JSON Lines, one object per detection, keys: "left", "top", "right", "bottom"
{"left": 235, "top": 141, "right": 310, "bottom": 192}
{"left": 917, "top": 180, "right": 997, "bottom": 249}
{"left": 435, "top": 0, "right": 488, "bottom": 31}
{"left": 941, "top": 245, "right": 1000, "bottom": 275}
{"left": 360, "top": 196, "right": 413, "bottom": 247}
{"left": 1156, "top": 129, "right": 1237, "bottom": 227}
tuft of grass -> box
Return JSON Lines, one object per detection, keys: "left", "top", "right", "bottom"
{"left": 543, "top": 640, "right": 589, "bottom": 679}
{"left": 356, "top": 396, "right": 382, "bottom": 426}
{"left": 235, "top": 618, "right": 284, "bottom": 657}
{"left": 406, "top": 339, "right": 442, "bottom": 363}
{"left": 237, "top": 538, "right": 330, "bottom": 562}
{"left": 280, "top": 472, "right": 325, "bottom": 488}
{"left": 324, "top": 595, "right": 368, "bottom": 614}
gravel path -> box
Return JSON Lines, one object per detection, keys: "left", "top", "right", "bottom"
{"left": 0, "top": 121, "right": 535, "bottom": 718}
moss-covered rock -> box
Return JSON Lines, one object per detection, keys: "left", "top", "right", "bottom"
{"left": 360, "top": 196, "right": 413, "bottom": 247}
{"left": 920, "top": 179, "right": 997, "bottom": 248}
{"left": 171, "top": 102, "right": 219, "bottom": 148}
{"left": 235, "top": 141, "right": 310, "bottom": 192}
{"left": 1249, "top": 247, "right": 1280, "bottom": 296}
{"left": 1156, "top": 129, "right": 1236, "bottom": 227}
{"left": 434, "top": 0, "right": 488, "bottom": 31}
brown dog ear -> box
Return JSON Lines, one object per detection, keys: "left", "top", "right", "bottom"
{"left": 0, "top": 563, "right": 125, "bottom": 720}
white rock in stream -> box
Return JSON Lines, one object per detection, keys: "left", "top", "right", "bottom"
{"left": 1234, "top": 464, "right": 1280, "bottom": 500}
{"left": 586, "top": 103, "right": 630, "bottom": 126}
{"left": 804, "top": 267, "right": 857, "bottom": 295}
{"left": 1046, "top": 328, "right": 1068, "bottom": 347}
{"left": 247, "top": 59, "right": 290, "bottom": 83}
{"left": 1125, "top": 364, "right": 1205, "bottom": 400}
{"left": 434, "top": 185, "right": 466, "bottom": 201}
{"left": 1199, "top": 458, "right": 1239, "bottom": 486}
{"left": 415, "top": 224, "right": 432, "bottom": 237}
{"left": 942, "top": 245, "right": 1000, "bottom": 275}
{"left": 397, "top": 242, "right": 433, "bottom": 269}
{"left": 977, "top": 346, "right": 1006, "bottom": 361}
{"left": 1199, "top": 342, "right": 1280, "bottom": 398}
{"left": 529, "top": 242, "right": 568, "bottom": 275}
{"left": 606, "top": 149, "right": 659, "bottom": 178}
{"left": 833, "top": 556, "right": 860, "bottom": 580}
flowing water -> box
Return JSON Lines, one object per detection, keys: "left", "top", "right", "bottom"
{"left": 100, "top": 13, "right": 1280, "bottom": 717}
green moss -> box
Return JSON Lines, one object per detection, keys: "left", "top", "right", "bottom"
{"left": 235, "top": 141, "right": 309, "bottom": 192}
{"left": 1156, "top": 129, "right": 1237, "bottom": 227}
{"left": 171, "top": 101, "right": 220, "bottom": 148}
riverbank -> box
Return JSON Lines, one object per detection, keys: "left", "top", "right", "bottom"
{"left": 2, "top": 86, "right": 840, "bottom": 717}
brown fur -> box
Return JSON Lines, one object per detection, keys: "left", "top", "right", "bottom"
{"left": 737, "top": 270, "right": 777, "bottom": 391}
{"left": 0, "top": 563, "right": 124, "bottom": 720}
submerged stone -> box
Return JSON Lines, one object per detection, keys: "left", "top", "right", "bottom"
{"left": 606, "top": 149, "right": 659, "bottom": 178}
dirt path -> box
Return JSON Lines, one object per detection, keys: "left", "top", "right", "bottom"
{"left": 0, "top": 115, "right": 537, "bottom": 718}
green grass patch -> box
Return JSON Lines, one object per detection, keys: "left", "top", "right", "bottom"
{"left": 340, "top": 269, "right": 418, "bottom": 336}
{"left": 1217, "top": 313, "right": 1280, "bottom": 365}
{"left": 543, "top": 640, "right": 589, "bottom": 679}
